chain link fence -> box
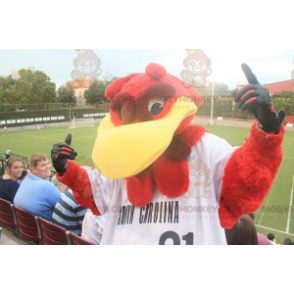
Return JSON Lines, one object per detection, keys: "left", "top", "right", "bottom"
{"left": 0, "top": 103, "right": 110, "bottom": 113}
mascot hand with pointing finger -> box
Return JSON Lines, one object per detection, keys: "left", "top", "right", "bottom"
{"left": 51, "top": 63, "right": 285, "bottom": 245}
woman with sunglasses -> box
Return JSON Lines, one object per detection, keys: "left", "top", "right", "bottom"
{"left": 0, "top": 157, "right": 23, "bottom": 203}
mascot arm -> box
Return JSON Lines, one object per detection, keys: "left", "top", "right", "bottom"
{"left": 219, "top": 121, "right": 285, "bottom": 229}
{"left": 56, "top": 161, "right": 101, "bottom": 216}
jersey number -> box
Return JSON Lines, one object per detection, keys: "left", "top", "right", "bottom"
{"left": 159, "top": 231, "right": 194, "bottom": 245}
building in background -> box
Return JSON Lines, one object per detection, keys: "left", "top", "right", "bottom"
{"left": 236, "top": 81, "right": 247, "bottom": 90}
{"left": 236, "top": 79, "right": 294, "bottom": 96}
{"left": 263, "top": 79, "right": 294, "bottom": 96}
{"left": 66, "top": 77, "right": 91, "bottom": 106}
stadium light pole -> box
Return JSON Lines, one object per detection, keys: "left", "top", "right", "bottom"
{"left": 209, "top": 79, "right": 215, "bottom": 125}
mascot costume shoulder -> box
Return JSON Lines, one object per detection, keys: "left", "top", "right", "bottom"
{"left": 52, "top": 63, "right": 285, "bottom": 245}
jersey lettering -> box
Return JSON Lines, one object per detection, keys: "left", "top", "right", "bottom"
{"left": 159, "top": 231, "right": 194, "bottom": 245}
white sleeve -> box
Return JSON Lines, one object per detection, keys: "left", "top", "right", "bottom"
{"left": 81, "top": 209, "right": 106, "bottom": 245}
{"left": 87, "top": 168, "right": 118, "bottom": 215}
{"left": 201, "top": 133, "right": 239, "bottom": 203}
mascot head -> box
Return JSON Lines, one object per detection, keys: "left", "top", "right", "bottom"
{"left": 92, "top": 63, "right": 204, "bottom": 206}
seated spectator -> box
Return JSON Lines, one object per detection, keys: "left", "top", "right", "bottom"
{"left": 267, "top": 233, "right": 277, "bottom": 245}
{"left": 0, "top": 157, "right": 23, "bottom": 203}
{"left": 5, "top": 148, "right": 12, "bottom": 159}
{"left": 248, "top": 213, "right": 273, "bottom": 245}
{"left": 283, "top": 238, "right": 294, "bottom": 245}
{"left": 17, "top": 169, "right": 29, "bottom": 185}
{"left": 51, "top": 175, "right": 68, "bottom": 193}
{"left": 14, "top": 153, "right": 61, "bottom": 221}
{"left": 51, "top": 176, "right": 87, "bottom": 236}
{"left": 257, "top": 233, "right": 272, "bottom": 245}
{"left": 0, "top": 161, "right": 5, "bottom": 176}
{"left": 225, "top": 215, "right": 258, "bottom": 245}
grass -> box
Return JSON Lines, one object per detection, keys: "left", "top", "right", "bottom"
{"left": 1, "top": 122, "right": 294, "bottom": 244}
{"left": 0, "top": 126, "right": 98, "bottom": 166}
{"left": 202, "top": 124, "right": 294, "bottom": 244}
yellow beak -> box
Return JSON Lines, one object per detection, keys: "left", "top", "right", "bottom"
{"left": 92, "top": 97, "right": 197, "bottom": 179}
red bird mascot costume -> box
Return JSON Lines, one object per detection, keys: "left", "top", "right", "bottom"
{"left": 52, "top": 63, "right": 285, "bottom": 245}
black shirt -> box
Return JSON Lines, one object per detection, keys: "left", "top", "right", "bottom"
{"left": 0, "top": 176, "right": 20, "bottom": 203}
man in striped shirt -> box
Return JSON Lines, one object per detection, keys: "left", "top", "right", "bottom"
{"left": 51, "top": 176, "right": 87, "bottom": 236}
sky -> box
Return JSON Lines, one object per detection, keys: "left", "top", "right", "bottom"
{"left": 0, "top": 49, "right": 293, "bottom": 91}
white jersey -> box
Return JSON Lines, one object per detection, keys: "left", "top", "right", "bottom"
{"left": 89, "top": 132, "right": 238, "bottom": 245}
{"left": 81, "top": 209, "right": 107, "bottom": 245}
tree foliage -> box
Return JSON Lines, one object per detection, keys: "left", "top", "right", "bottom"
{"left": 272, "top": 90, "right": 294, "bottom": 99}
{"left": 84, "top": 74, "right": 118, "bottom": 105}
{"left": 272, "top": 91, "right": 294, "bottom": 116}
{"left": 84, "top": 81, "right": 107, "bottom": 105}
{"left": 58, "top": 84, "right": 76, "bottom": 104}
{"left": 0, "top": 69, "right": 57, "bottom": 105}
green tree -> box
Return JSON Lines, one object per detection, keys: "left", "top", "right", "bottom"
{"left": 272, "top": 91, "right": 294, "bottom": 116}
{"left": 17, "top": 69, "right": 34, "bottom": 103}
{"left": 0, "top": 75, "right": 17, "bottom": 91}
{"left": 84, "top": 81, "right": 106, "bottom": 105}
{"left": 30, "top": 71, "right": 57, "bottom": 103}
{"left": 0, "top": 75, "right": 17, "bottom": 105}
{"left": 0, "top": 69, "right": 57, "bottom": 105}
{"left": 84, "top": 76, "right": 119, "bottom": 106}
{"left": 273, "top": 90, "right": 294, "bottom": 99}
{"left": 58, "top": 84, "right": 76, "bottom": 104}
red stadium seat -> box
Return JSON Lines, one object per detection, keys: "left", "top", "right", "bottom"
{"left": 0, "top": 199, "right": 17, "bottom": 230}
{"left": 14, "top": 206, "right": 42, "bottom": 243}
{"left": 68, "top": 232, "right": 96, "bottom": 245}
{"left": 39, "top": 217, "right": 70, "bottom": 245}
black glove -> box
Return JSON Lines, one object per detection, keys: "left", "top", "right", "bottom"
{"left": 233, "top": 63, "right": 285, "bottom": 133}
{"left": 51, "top": 134, "right": 78, "bottom": 173}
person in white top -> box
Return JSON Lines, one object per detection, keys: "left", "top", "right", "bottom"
{"left": 267, "top": 233, "right": 277, "bottom": 245}
{"left": 52, "top": 63, "right": 285, "bottom": 245}
{"left": 5, "top": 148, "right": 12, "bottom": 159}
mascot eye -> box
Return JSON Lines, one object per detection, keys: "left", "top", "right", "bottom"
{"left": 89, "top": 61, "right": 94, "bottom": 66}
{"left": 148, "top": 98, "right": 165, "bottom": 116}
{"left": 81, "top": 61, "right": 85, "bottom": 66}
{"left": 199, "top": 171, "right": 204, "bottom": 176}
{"left": 190, "top": 61, "right": 195, "bottom": 67}
{"left": 199, "top": 61, "right": 204, "bottom": 67}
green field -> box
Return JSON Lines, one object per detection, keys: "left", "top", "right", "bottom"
{"left": 1, "top": 123, "right": 294, "bottom": 244}
{"left": 204, "top": 125, "right": 294, "bottom": 244}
